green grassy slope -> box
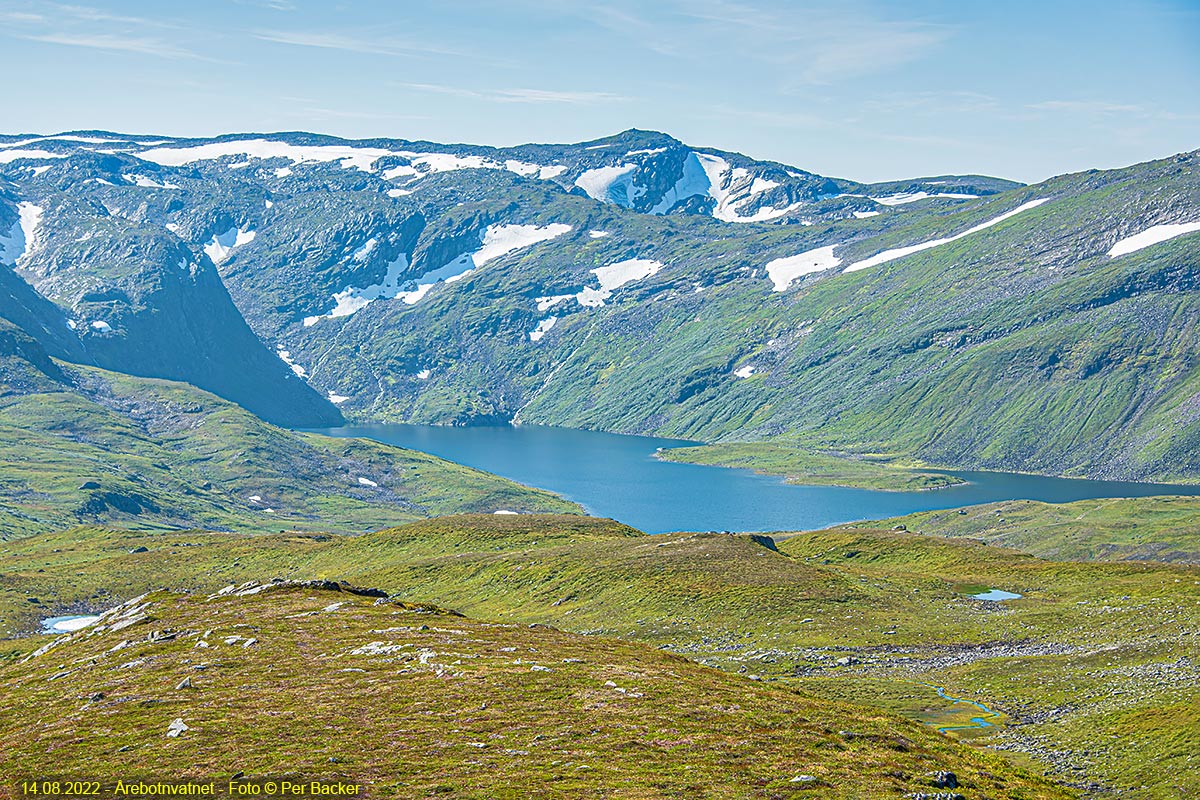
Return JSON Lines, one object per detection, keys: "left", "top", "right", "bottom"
{"left": 0, "top": 358, "right": 577, "bottom": 539}
{"left": 0, "top": 584, "right": 1070, "bottom": 799}
{"left": 843, "top": 496, "right": 1200, "bottom": 563}
{"left": 656, "top": 442, "right": 965, "bottom": 491}
{"left": 2, "top": 513, "right": 1196, "bottom": 797}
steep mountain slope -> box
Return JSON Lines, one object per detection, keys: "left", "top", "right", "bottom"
{"left": 0, "top": 583, "right": 1070, "bottom": 799}
{"left": 2, "top": 131, "right": 1196, "bottom": 481}
{"left": 0, "top": 175, "right": 340, "bottom": 427}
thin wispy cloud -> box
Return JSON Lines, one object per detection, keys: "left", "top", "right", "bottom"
{"left": 1030, "top": 100, "right": 1144, "bottom": 114}
{"left": 53, "top": 4, "right": 171, "bottom": 27}
{"left": 0, "top": 11, "right": 46, "bottom": 23}
{"left": 401, "top": 82, "right": 626, "bottom": 105}
{"left": 682, "top": 0, "right": 950, "bottom": 84}
{"left": 2, "top": 1, "right": 197, "bottom": 59}
{"left": 574, "top": 0, "right": 952, "bottom": 84}
{"left": 233, "top": 0, "right": 297, "bottom": 10}
{"left": 254, "top": 29, "right": 464, "bottom": 58}
{"left": 860, "top": 91, "right": 1001, "bottom": 115}
{"left": 21, "top": 32, "right": 199, "bottom": 59}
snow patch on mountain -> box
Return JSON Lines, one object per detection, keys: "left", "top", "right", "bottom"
{"left": 844, "top": 198, "right": 1049, "bottom": 273}
{"left": 305, "top": 253, "right": 411, "bottom": 325}
{"left": 588, "top": 230, "right": 610, "bottom": 238}
{"left": 305, "top": 223, "right": 571, "bottom": 322}
{"left": 0, "top": 202, "right": 43, "bottom": 265}
{"left": 396, "top": 223, "right": 572, "bottom": 305}
{"left": 574, "top": 164, "right": 644, "bottom": 207}
{"left": 734, "top": 365, "right": 756, "bottom": 378}
{"left": 576, "top": 258, "right": 663, "bottom": 307}
{"left": 504, "top": 159, "right": 567, "bottom": 179}
{"left": 694, "top": 154, "right": 794, "bottom": 222}
{"left": 352, "top": 238, "right": 378, "bottom": 262}
{"left": 1108, "top": 221, "right": 1200, "bottom": 257}
{"left": 474, "top": 223, "right": 572, "bottom": 266}
{"left": 138, "top": 140, "right": 396, "bottom": 171}
{"left": 276, "top": 348, "right": 308, "bottom": 378}
{"left": 529, "top": 315, "right": 557, "bottom": 341}
{"left": 536, "top": 294, "right": 574, "bottom": 311}
{"left": 124, "top": 174, "right": 180, "bottom": 189}
{"left": 649, "top": 152, "right": 711, "bottom": 214}
{"left": 734, "top": 203, "right": 805, "bottom": 222}
{"left": 766, "top": 245, "right": 842, "bottom": 291}
{"left": 0, "top": 149, "right": 68, "bottom": 164}
{"left": 327, "top": 391, "right": 350, "bottom": 404}
{"left": 853, "top": 210, "right": 881, "bottom": 219}
{"left": 870, "top": 191, "right": 979, "bottom": 205}
{"left": 203, "top": 227, "right": 257, "bottom": 265}
{"left": 384, "top": 153, "right": 565, "bottom": 182}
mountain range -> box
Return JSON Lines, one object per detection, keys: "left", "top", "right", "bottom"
{"left": 2, "top": 129, "right": 1198, "bottom": 485}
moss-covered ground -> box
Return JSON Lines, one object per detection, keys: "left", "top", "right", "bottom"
{"left": 0, "top": 583, "right": 1070, "bottom": 799}
{"left": 2, "top": 508, "right": 1197, "bottom": 796}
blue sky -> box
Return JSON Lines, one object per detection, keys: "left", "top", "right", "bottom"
{"left": 1, "top": 0, "right": 1196, "bottom": 182}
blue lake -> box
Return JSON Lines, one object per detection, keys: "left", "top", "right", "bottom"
{"left": 312, "top": 424, "right": 1200, "bottom": 535}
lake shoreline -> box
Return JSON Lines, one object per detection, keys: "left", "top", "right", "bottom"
{"left": 306, "top": 423, "right": 1200, "bottom": 535}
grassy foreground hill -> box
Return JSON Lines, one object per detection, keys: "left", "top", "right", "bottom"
{"left": 2, "top": 511, "right": 1197, "bottom": 797}
{"left": 0, "top": 583, "right": 1070, "bottom": 799}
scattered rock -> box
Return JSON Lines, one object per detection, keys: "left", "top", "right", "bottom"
{"left": 166, "top": 718, "right": 189, "bottom": 738}
{"left": 79, "top": 480, "right": 101, "bottom": 490}
{"left": 128, "top": 546, "right": 149, "bottom": 554}
{"left": 928, "top": 771, "right": 958, "bottom": 789}
{"left": 789, "top": 775, "right": 817, "bottom": 783}
{"left": 893, "top": 524, "right": 907, "bottom": 531}
{"left": 175, "top": 677, "right": 191, "bottom": 690}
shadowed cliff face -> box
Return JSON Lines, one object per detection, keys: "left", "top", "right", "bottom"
{"left": 1, "top": 189, "right": 341, "bottom": 428}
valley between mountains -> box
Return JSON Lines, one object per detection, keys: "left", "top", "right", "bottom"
{"left": 2, "top": 129, "right": 1199, "bottom": 798}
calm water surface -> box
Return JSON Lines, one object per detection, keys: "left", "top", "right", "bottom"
{"left": 312, "top": 424, "right": 1200, "bottom": 534}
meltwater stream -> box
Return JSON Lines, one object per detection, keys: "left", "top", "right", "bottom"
{"left": 310, "top": 424, "right": 1200, "bottom": 534}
